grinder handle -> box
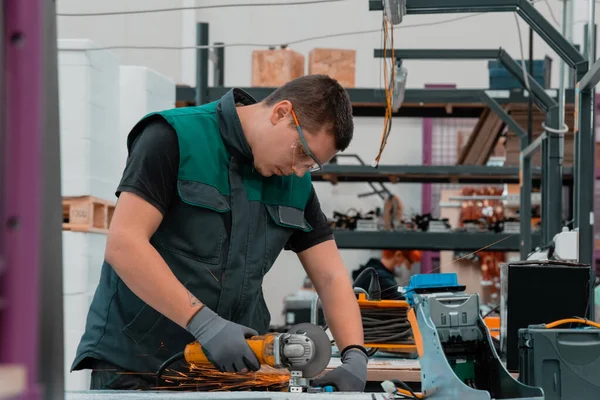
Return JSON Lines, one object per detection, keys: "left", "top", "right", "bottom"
{"left": 184, "top": 333, "right": 277, "bottom": 368}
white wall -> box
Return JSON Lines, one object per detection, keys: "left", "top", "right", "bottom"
{"left": 57, "top": 0, "right": 185, "bottom": 84}
{"left": 57, "top": 1, "right": 600, "bottom": 89}
{"left": 58, "top": 39, "right": 122, "bottom": 200}
{"left": 186, "top": 0, "right": 589, "bottom": 89}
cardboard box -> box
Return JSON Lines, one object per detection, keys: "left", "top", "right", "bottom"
{"left": 252, "top": 48, "right": 304, "bottom": 87}
{"left": 308, "top": 48, "right": 356, "bottom": 88}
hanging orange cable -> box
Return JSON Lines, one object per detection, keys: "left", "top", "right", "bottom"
{"left": 374, "top": 12, "right": 395, "bottom": 167}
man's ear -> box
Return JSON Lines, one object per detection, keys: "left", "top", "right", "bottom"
{"left": 269, "top": 100, "right": 292, "bottom": 125}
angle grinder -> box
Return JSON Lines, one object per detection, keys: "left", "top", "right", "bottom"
{"left": 183, "top": 322, "right": 332, "bottom": 380}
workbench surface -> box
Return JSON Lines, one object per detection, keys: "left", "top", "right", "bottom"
{"left": 66, "top": 391, "right": 387, "bottom": 400}
{"left": 326, "top": 356, "right": 420, "bottom": 382}
{"left": 65, "top": 355, "right": 419, "bottom": 399}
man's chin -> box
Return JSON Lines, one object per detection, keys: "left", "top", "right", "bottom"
{"left": 253, "top": 164, "right": 273, "bottom": 177}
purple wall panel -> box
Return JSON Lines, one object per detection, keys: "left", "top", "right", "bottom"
{"left": 1, "top": 1, "right": 43, "bottom": 399}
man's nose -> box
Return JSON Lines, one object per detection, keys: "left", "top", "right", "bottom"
{"left": 292, "top": 165, "right": 307, "bottom": 177}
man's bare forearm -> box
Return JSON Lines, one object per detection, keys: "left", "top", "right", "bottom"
{"left": 317, "top": 270, "right": 364, "bottom": 350}
{"left": 299, "top": 240, "right": 364, "bottom": 350}
{"left": 105, "top": 231, "right": 202, "bottom": 328}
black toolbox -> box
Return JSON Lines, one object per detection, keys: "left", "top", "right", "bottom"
{"left": 518, "top": 327, "right": 600, "bottom": 400}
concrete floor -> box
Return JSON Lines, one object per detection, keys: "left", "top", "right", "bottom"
{"left": 66, "top": 391, "right": 386, "bottom": 400}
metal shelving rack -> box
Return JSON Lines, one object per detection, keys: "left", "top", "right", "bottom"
{"left": 178, "top": 80, "right": 573, "bottom": 253}
{"left": 371, "top": 0, "right": 596, "bottom": 318}
{"left": 179, "top": 0, "right": 595, "bottom": 271}
{"left": 368, "top": 0, "right": 593, "bottom": 259}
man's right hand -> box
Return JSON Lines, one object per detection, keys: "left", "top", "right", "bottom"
{"left": 186, "top": 306, "right": 261, "bottom": 373}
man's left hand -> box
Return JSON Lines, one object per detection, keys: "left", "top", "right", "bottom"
{"left": 311, "top": 348, "right": 368, "bottom": 392}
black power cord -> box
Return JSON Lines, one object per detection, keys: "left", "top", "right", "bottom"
{"left": 390, "top": 379, "right": 420, "bottom": 399}
{"left": 156, "top": 351, "right": 185, "bottom": 384}
{"left": 361, "top": 308, "right": 412, "bottom": 344}
{"left": 353, "top": 266, "right": 383, "bottom": 300}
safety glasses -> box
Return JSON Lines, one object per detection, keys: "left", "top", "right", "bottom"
{"left": 290, "top": 109, "right": 323, "bottom": 173}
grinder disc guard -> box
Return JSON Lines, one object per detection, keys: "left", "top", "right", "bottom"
{"left": 285, "top": 323, "right": 332, "bottom": 378}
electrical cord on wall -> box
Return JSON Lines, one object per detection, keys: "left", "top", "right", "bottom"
{"left": 57, "top": 0, "right": 355, "bottom": 16}
{"left": 372, "top": 7, "right": 395, "bottom": 168}
{"left": 57, "top": 14, "right": 487, "bottom": 52}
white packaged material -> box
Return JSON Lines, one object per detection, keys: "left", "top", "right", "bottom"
{"left": 62, "top": 230, "right": 105, "bottom": 391}
{"left": 118, "top": 65, "right": 176, "bottom": 172}
{"left": 62, "top": 231, "right": 107, "bottom": 295}
{"left": 58, "top": 39, "right": 121, "bottom": 201}
{"left": 64, "top": 329, "right": 90, "bottom": 391}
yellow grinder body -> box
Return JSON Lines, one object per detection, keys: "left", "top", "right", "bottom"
{"left": 183, "top": 322, "right": 332, "bottom": 378}
{"left": 184, "top": 332, "right": 278, "bottom": 368}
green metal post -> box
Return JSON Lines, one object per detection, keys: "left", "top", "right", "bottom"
{"left": 195, "top": 23, "right": 209, "bottom": 105}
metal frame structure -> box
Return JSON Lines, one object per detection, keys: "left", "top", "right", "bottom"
{"left": 40, "top": 1, "right": 66, "bottom": 398}
{"left": 374, "top": 47, "right": 562, "bottom": 258}
{"left": 368, "top": 0, "right": 595, "bottom": 320}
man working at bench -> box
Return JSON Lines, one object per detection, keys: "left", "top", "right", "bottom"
{"left": 71, "top": 75, "right": 370, "bottom": 392}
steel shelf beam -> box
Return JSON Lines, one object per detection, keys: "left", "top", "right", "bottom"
{"left": 333, "top": 230, "right": 542, "bottom": 251}
{"left": 374, "top": 48, "right": 502, "bottom": 60}
{"left": 177, "top": 85, "right": 575, "bottom": 106}
{"left": 312, "top": 164, "right": 574, "bottom": 185}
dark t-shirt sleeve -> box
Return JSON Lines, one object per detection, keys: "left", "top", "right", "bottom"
{"left": 285, "top": 186, "right": 334, "bottom": 253}
{"left": 116, "top": 118, "right": 179, "bottom": 216}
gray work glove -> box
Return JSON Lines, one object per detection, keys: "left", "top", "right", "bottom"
{"left": 186, "top": 306, "right": 261, "bottom": 373}
{"left": 311, "top": 348, "right": 368, "bottom": 392}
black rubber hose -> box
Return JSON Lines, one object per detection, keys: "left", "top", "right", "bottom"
{"left": 391, "top": 378, "right": 419, "bottom": 400}
{"left": 352, "top": 267, "right": 382, "bottom": 300}
{"left": 156, "top": 351, "right": 185, "bottom": 383}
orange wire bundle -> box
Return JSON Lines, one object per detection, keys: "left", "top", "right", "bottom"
{"left": 374, "top": 10, "right": 395, "bottom": 166}
{"left": 155, "top": 365, "right": 290, "bottom": 392}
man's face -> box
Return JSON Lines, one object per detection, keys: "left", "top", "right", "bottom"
{"left": 253, "top": 101, "right": 338, "bottom": 178}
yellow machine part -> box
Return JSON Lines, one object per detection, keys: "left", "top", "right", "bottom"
{"left": 357, "top": 292, "right": 410, "bottom": 309}
{"left": 484, "top": 316, "right": 500, "bottom": 339}
{"left": 184, "top": 333, "right": 277, "bottom": 367}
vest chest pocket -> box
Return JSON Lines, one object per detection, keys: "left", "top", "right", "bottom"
{"left": 165, "top": 180, "right": 230, "bottom": 265}
{"left": 263, "top": 204, "right": 312, "bottom": 274}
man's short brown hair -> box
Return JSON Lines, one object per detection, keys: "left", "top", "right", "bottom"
{"left": 262, "top": 74, "right": 354, "bottom": 151}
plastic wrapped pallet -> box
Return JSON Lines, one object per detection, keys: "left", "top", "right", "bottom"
{"left": 62, "top": 231, "right": 107, "bottom": 391}
{"left": 308, "top": 48, "right": 356, "bottom": 88}
{"left": 118, "top": 65, "right": 176, "bottom": 173}
{"left": 58, "top": 39, "right": 121, "bottom": 201}
{"left": 251, "top": 48, "right": 304, "bottom": 87}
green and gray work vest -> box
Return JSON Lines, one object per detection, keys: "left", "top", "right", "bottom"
{"left": 71, "top": 89, "right": 314, "bottom": 375}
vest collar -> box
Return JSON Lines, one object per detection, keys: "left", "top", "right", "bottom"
{"left": 217, "top": 88, "right": 257, "bottom": 163}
